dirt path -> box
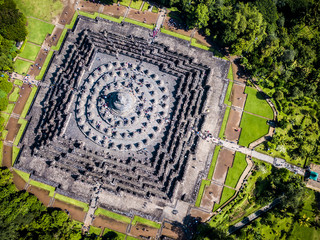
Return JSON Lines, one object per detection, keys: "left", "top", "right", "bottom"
{"left": 12, "top": 84, "right": 32, "bottom": 115}
{"left": 27, "top": 185, "right": 52, "bottom": 206}
{"left": 52, "top": 199, "right": 86, "bottom": 222}
{"left": 129, "top": 223, "right": 158, "bottom": 239}
{"left": 12, "top": 170, "right": 27, "bottom": 190}
{"left": 92, "top": 215, "right": 128, "bottom": 234}
{"left": 3, "top": 145, "right": 13, "bottom": 167}
{"left": 5, "top": 118, "right": 20, "bottom": 142}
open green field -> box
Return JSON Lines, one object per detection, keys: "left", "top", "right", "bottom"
{"left": 224, "top": 152, "right": 247, "bottom": 188}
{"left": 124, "top": 18, "right": 154, "bottom": 29}
{"left": 29, "top": 179, "right": 56, "bottom": 196}
{"left": 14, "top": 59, "right": 32, "bottom": 75}
{"left": 207, "top": 146, "right": 221, "bottom": 179}
{"left": 4, "top": 103, "right": 15, "bottom": 114}
{"left": 130, "top": 0, "right": 143, "bottom": 10}
{"left": 89, "top": 226, "right": 102, "bottom": 236}
{"left": 213, "top": 187, "right": 236, "bottom": 211}
{"left": 94, "top": 208, "right": 131, "bottom": 224}
{"left": 19, "top": 42, "right": 41, "bottom": 61}
{"left": 12, "top": 146, "right": 20, "bottom": 165}
{"left": 13, "top": 168, "right": 30, "bottom": 182}
{"left": 13, "top": 0, "right": 63, "bottom": 22}
{"left": 14, "top": 79, "right": 23, "bottom": 86}
{"left": 120, "top": 0, "right": 131, "bottom": 7}
{"left": 132, "top": 216, "right": 161, "bottom": 229}
{"left": 26, "top": 18, "right": 55, "bottom": 45}
{"left": 160, "top": 28, "right": 191, "bottom": 41}
{"left": 142, "top": 2, "right": 150, "bottom": 11}
{"left": 244, "top": 86, "right": 274, "bottom": 119}
{"left": 103, "top": 228, "right": 126, "bottom": 240}
{"left": 35, "top": 51, "right": 54, "bottom": 80}
{"left": 54, "top": 194, "right": 89, "bottom": 211}
{"left": 13, "top": 118, "right": 27, "bottom": 146}
{"left": 239, "top": 113, "right": 269, "bottom": 147}
{"left": 8, "top": 87, "right": 20, "bottom": 102}
{"left": 20, "top": 86, "right": 37, "bottom": 118}
{"left": 195, "top": 179, "right": 211, "bottom": 207}
{"left": 218, "top": 107, "right": 231, "bottom": 139}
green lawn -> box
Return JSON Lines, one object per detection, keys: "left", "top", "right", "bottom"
{"left": 12, "top": 146, "right": 20, "bottom": 165}
{"left": 89, "top": 226, "right": 102, "bottom": 236}
{"left": 219, "top": 107, "right": 231, "bottom": 139}
{"left": 160, "top": 28, "right": 191, "bottom": 41}
{"left": 227, "top": 64, "right": 234, "bottom": 81}
{"left": 244, "top": 86, "right": 274, "bottom": 119}
{"left": 195, "top": 179, "right": 211, "bottom": 207}
{"left": 0, "top": 113, "right": 10, "bottom": 130}
{"left": 119, "top": 0, "right": 131, "bottom": 7}
{"left": 35, "top": 51, "right": 54, "bottom": 80}
{"left": 29, "top": 179, "right": 55, "bottom": 197}
{"left": 94, "top": 208, "right": 132, "bottom": 224}
{"left": 14, "top": 79, "right": 23, "bottom": 86}
{"left": 126, "top": 236, "right": 140, "bottom": 240}
{"left": 152, "top": 6, "right": 159, "bottom": 13}
{"left": 14, "top": 59, "right": 32, "bottom": 75}
{"left": 13, "top": 168, "right": 30, "bottom": 182}
{"left": 13, "top": 118, "right": 27, "bottom": 146}
{"left": 239, "top": 112, "right": 269, "bottom": 147}
{"left": 78, "top": 11, "right": 98, "bottom": 19}
{"left": 20, "top": 86, "right": 37, "bottom": 118}
{"left": 100, "top": 14, "right": 124, "bottom": 24}
{"left": 124, "top": 18, "right": 154, "bottom": 29}
{"left": 8, "top": 87, "right": 20, "bottom": 102}
{"left": 212, "top": 187, "right": 236, "bottom": 211}
{"left": 103, "top": 228, "right": 126, "bottom": 240}
{"left": 4, "top": 103, "right": 15, "bottom": 114}
{"left": 130, "top": 0, "right": 143, "bottom": 10}
{"left": 207, "top": 146, "right": 221, "bottom": 180}
{"left": 142, "top": 2, "right": 150, "bottom": 11}
{"left": 0, "top": 130, "right": 8, "bottom": 141}
{"left": 132, "top": 216, "right": 161, "bottom": 229}
{"left": 54, "top": 194, "right": 89, "bottom": 211}
{"left": 13, "top": 0, "right": 63, "bottom": 21}
{"left": 19, "top": 43, "right": 41, "bottom": 61}
{"left": 26, "top": 18, "right": 55, "bottom": 45}
{"left": 224, "top": 152, "right": 247, "bottom": 188}
{"left": 224, "top": 81, "right": 233, "bottom": 106}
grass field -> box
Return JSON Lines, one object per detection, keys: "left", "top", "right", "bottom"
{"left": 207, "top": 146, "right": 221, "bottom": 179}
{"left": 12, "top": 146, "right": 20, "bottom": 165}
{"left": 19, "top": 43, "right": 41, "bottom": 61}
{"left": 94, "top": 208, "right": 132, "bottom": 224}
{"left": 152, "top": 6, "right": 159, "bottom": 13}
{"left": 227, "top": 64, "right": 234, "bottom": 80}
{"left": 224, "top": 81, "right": 233, "bottom": 106}
{"left": 35, "top": 51, "right": 54, "bottom": 80}
{"left": 26, "top": 18, "right": 55, "bottom": 45}
{"left": 89, "top": 226, "right": 102, "bottom": 236}
{"left": 20, "top": 86, "right": 38, "bottom": 118}
{"left": 14, "top": 59, "right": 32, "bottom": 75}
{"left": 212, "top": 187, "right": 236, "bottom": 211}
{"left": 160, "top": 28, "right": 191, "bottom": 41}
{"left": 13, "top": 0, "right": 63, "bottom": 22}
{"left": 132, "top": 216, "right": 161, "bottom": 229}
{"left": 8, "top": 87, "right": 20, "bottom": 102}
{"left": 219, "top": 107, "right": 231, "bottom": 139}
{"left": 0, "top": 130, "right": 8, "bottom": 141}
{"left": 126, "top": 236, "right": 139, "bottom": 240}
{"left": 13, "top": 118, "right": 27, "bottom": 146}
{"left": 4, "top": 103, "right": 15, "bottom": 114}
{"left": 103, "top": 228, "right": 126, "bottom": 240}
{"left": 142, "top": 2, "right": 150, "bottom": 11}
{"left": 29, "top": 179, "right": 56, "bottom": 197}
{"left": 14, "top": 80, "right": 23, "bottom": 86}
{"left": 13, "top": 168, "right": 30, "bottom": 182}
{"left": 124, "top": 18, "right": 154, "bottom": 29}
{"left": 239, "top": 113, "right": 269, "bottom": 147}
{"left": 195, "top": 179, "right": 211, "bottom": 207}
{"left": 0, "top": 113, "right": 10, "bottom": 130}
{"left": 244, "top": 86, "right": 274, "bottom": 119}
{"left": 100, "top": 14, "right": 124, "bottom": 24}
{"left": 54, "top": 193, "right": 89, "bottom": 211}
{"left": 78, "top": 11, "right": 98, "bottom": 19}
{"left": 130, "top": 0, "right": 143, "bottom": 10}
{"left": 224, "top": 152, "right": 247, "bottom": 188}
{"left": 120, "top": 0, "right": 131, "bottom": 7}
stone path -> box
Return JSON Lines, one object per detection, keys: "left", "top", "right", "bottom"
{"left": 83, "top": 184, "right": 101, "bottom": 232}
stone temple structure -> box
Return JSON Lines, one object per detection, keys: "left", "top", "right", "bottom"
{"left": 15, "top": 16, "right": 229, "bottom": 222}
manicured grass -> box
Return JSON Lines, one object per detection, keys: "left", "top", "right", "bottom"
{"left": 119, "top": 0, "right": 131, "bottom": 7}
{"left": 89, "top": 226, "right": 102, "bottom": 236}
{"left": 78, "top": 11, "right": 98, "bottom": 19}
{"left": 13, "top": 0, "right": 63, "bottom": 21}
{"left": 195, "top": 179, "right": 211, "bottom": 207}
{"left": 124, "top": 18, "right": 154, "bottom": 29}
{"left": 29, "top": 179, "right": 56, "bottom": 197}
{"left": 130, "top": 0, "right": 143, "bottom": 10}
{"left": 227, "top": 63, "right": 234, "bottom": 81}
{"left": 100, "top": 14, "right": 124, "bottom": 23}
{"left": 13, "top": 168, "right": 30, "bottom": 182}
{"left": 103, "top": 228, "right": 126, "bottom": 240}
{"left": 35, "top": 51, "right": 54, "bottom": 80}
{"left": 160, "top": 28, "right": 191, "bottom": 41}
{"left": 219, "top": 107, "right": 231, "bottom": 139}
{"left": 0, "top": 113, "right": 10, "bottom": 129}
{"left": 127, "top": 236, "right": 139, "bottom": 240}
{"left": 244, "top": 86, "right": 274, "bottom": 119}
{"left": 4, "top": 103, "right": 15, "bottom": 114}
{"left": 14, "top": 79, "right": 23, "bottom": 86}
{"left": 12, "top": 146, "right": 20, "bottom": 165}
{"left": 8, "top": 87, "right": 20, "bottom": 102}
{"left": 224, "top": 81, "right": 233, "bottom": 106}
{"left": 66, "top": 12, "right": 79, "bottom": 29}
{"left": 224, "top": 152, "right": 247, "bottom": 188}
{"left": 152, "top": 6, "right": 159, "bottom": 13}
{"left": 142, "top": 2, "right": 150, "bottom": 11}
{"left": 94, "top": 208, "right": 132, "bottom": 224}
{"left": 132, "top": 216, "right": 161, "bottom": 229}
{"left": 213, "top": 187, "right": 236, "bottom": 211}
{"left": 19, "top": 43, "right": 41, "bottom": 61}
{"left": 26, "top": 18, "right": 55, "bottom": 45}
{"left": 1, "top": 130, "right": 8, "bottom": 141}
{"left": 54, "top": 193, "right": 89, "bottom": 211}
{"left": 20, "top": 86, "right": 38, "bottom": 118}
{"left": 51, "top": 29, "right": 67, "bottom": 51}
{"left": 207, "top": 146, "right": 221, "bottom": 180}
{"left": 13, "top": 119, "right": 27, "bottom": 146}
{"left": 239, "top": 113, "right": 269, "bottom": 147}
{"left": 14, "top": 59, "right": 32, "bottom": 75}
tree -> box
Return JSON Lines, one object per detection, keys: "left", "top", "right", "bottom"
{"left": 195, "top": 3, "right": 209, "bottom": 29}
